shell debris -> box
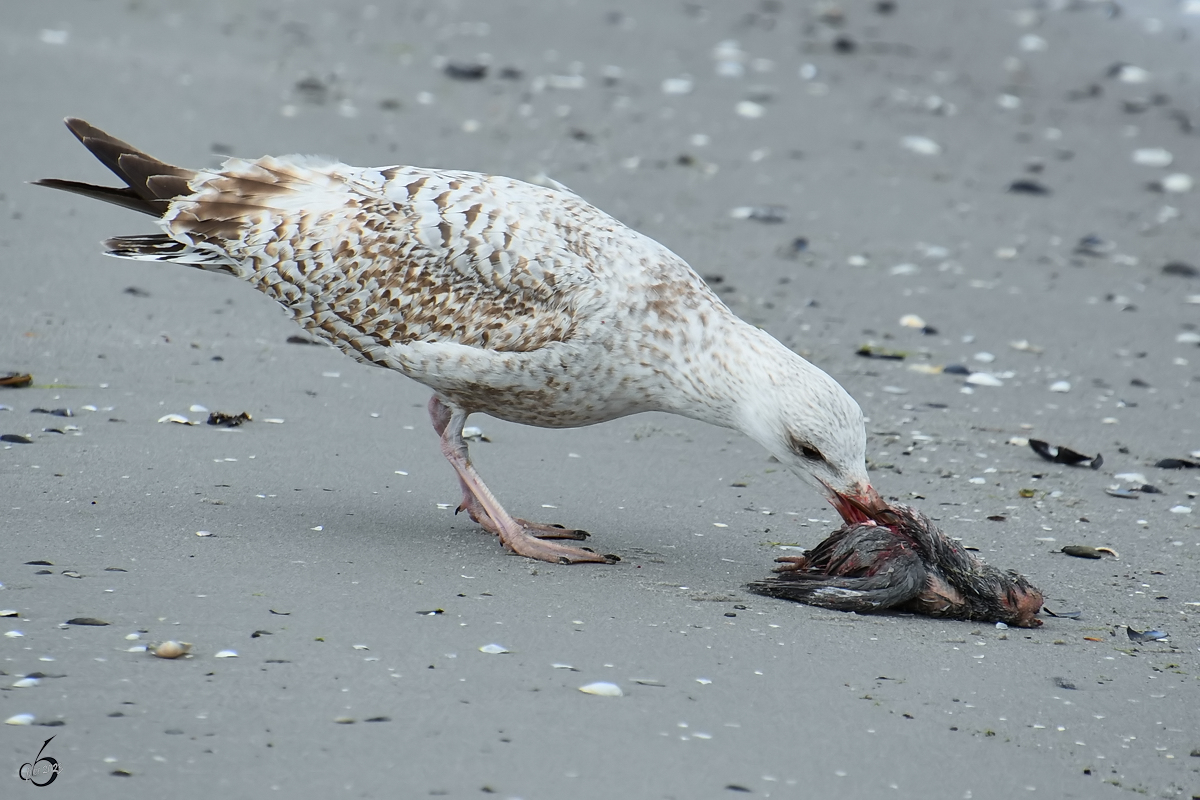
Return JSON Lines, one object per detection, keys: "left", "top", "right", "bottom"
{"left": 479, "top": 643, "right": 510, "bottom": 654}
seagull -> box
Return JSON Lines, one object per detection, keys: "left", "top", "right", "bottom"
{"left": 36, "top": 118, "right": 888, "bottom": 565}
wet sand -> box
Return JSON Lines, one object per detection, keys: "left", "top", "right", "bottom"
{"left": 3, "top": 2, "right": 1198, "bottom": 797}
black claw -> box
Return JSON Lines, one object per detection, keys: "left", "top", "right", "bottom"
{"left": 557, "top": 556, "right": 571, "bottom": 565}
{"left": 604, "top": 554, "right": 621, "bottom": 563}
{"left": 454, "top": 505, "right": 465, "bottom": 516}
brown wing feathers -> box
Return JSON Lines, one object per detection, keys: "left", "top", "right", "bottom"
{"left": 33, "top": 118, "right": 196, "bottom": 216}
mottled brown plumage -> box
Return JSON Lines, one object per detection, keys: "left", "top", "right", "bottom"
{"left": 38, "top": 118, "right": 887, "bottom": 566}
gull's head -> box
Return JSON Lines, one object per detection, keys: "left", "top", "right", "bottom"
{"left": 735, "top": 351, "right": 889, "bottom": 525}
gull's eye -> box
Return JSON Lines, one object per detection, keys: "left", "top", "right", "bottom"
{"left": 787, "top": 433, "right": 826, "bottom": 463}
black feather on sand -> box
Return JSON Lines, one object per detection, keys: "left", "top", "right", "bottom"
{"left": 749, "top": 504, "right": 1044, "bottom": 627}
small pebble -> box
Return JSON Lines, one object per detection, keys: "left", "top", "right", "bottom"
{"left": 150, "top": 641, "right": 191, "bottom": 659}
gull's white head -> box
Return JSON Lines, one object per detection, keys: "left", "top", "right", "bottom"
{"left": 735, "top": 345, "right": 888, "bottom": 525}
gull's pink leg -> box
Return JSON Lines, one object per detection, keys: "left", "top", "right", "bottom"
{"left": 426, "top": 396, "right": 615, "bottom": 563}
{"left": 426, "top": 397, "right": 589, "bottom": 541}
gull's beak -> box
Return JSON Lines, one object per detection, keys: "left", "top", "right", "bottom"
{"left": 825, "top": 482, "right": 893, "bottom": 526}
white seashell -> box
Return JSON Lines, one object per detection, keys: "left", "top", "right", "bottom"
{"left": 195, "top": 530, "right": 213, "bottom": 537}
{"left": 578, "top": 681, "right": 623, "bottom": 697}
{"left": 968, "top": 477, "right": 986, "bottom": 484}
{"left": 1049, "top": 381, "right": 1071, "bottom": 393}
{"left": 4, "top": 714, "right": 35, "bottom": 725}
{"left": 1117, "top": 65, "right": 1151, "bottom": 84}
{"left": 547, "top": 75, "right": 586, "bottom": 90}
{"left": 973, "top": 352, "right": 996, "bottom": 363}
{"left": 1018, "top": 35, "right": 1047, "bottom": 52}
{"left": 695, "top": 678, "right": 713, "bottom": 685}
{"left": 1175, "top": 332, "right": 1200, "bottom": 344}
{"left": 551, "top": 663, "right": 578, "bottom": 671}
{"left": 1161, "top": 173, "right": 1193, "bottom": 193}
{"left": 1169, "top": 506, "right": 1192, "bottom": 514}
{"left": 189, "top": 404, "right": 209, "bottom": 413}
{"left": 479, "top": 643, "right": 509, "bottom": 654}
{"left": 899, "top": 314, "right": 925, "bottom": 329}
{"left": 352, "top": 644, "right": 370, "bottom": 651}
{"left": 1132, "top": 148, "right": 1172, "bottom": 167}
{"left": 900, "top": 136, "right": 941, "bottom": 156}
{"left": 890, "top": 263, "right": 919, "bottom": 276}
{"left": 1114, "top": 472, "right": 1148, "bottom": 484}
{"left": 0, "top": 610, "right": 17, "bottom": 617}
{"left": 661, "top": 77, "right": 693, "bottom": 95}
{"left": 12, "top": 677, "right": 39, "bottom": 688}
{"left": 150, "top": 641, "right": 191, "bottom": 659}
{"left": 214, "top": 649, "right": 238, "bottom": 658}
{"left": 4, "top": 630, "right": 24, "bottom": 638}
{"left": 966, "top": 372, "right": 1003, "bottom": 387}
{"left": 735, "top": 101, "right": 765, "bottom": 119}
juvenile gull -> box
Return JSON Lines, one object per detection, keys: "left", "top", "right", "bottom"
{"left": 37, "top": 118, "right": 887, "bottom": 564}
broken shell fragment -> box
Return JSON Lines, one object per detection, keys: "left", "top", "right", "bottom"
{"left": 1126, "top": 626, "right": 1168, "bottom": 643}
{"left": 1029, "top": 440, "right": 1102, "bottom": 469}
{"left": 149, "top": 641, "right": 191, "bottom": 659}
{"left": 1061, "top": 545, "right": 1103, "bottom": 559}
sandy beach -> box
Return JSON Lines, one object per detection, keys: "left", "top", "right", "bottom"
{"left": 3, "top": 1, "right": 1198, "bottom": 797}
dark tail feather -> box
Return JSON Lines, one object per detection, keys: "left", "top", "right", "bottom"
{"left": 748, "top": 566, "right": 927, "bottom": 612}
{"left": 33, "top": 118, "right": 196, "bottom": 216}
{"left": 30, "top": 178, "right": 154, "bottom": 215}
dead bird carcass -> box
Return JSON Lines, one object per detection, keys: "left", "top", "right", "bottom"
{"left": 749, "top": 504, "right": 1044, "bottom": 627}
